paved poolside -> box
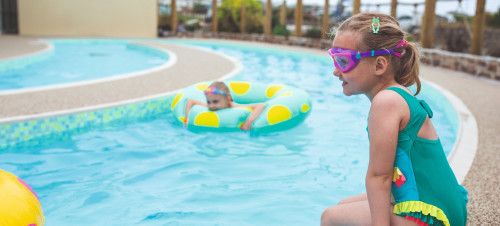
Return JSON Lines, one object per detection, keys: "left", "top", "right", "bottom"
{"left": 0, "top": 35, "right": 498, "bottom": 224}
{"left": 0, "top": 36, "right": 238, "bottom": 121}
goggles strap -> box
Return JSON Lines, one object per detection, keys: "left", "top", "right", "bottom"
{"left": 375, "top": 38, "right": 407, "bottom": 58}
{"left": 204, "top": 87, "right": 227, "bottom": 96}
{"left": 395, "top": 38, "right": 409, "bottom": 49}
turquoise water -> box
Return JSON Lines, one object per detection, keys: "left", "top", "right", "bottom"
{"left": 0, "top": 41, "right": 457, "bottom": 225}
{"left": 0, "top": 39, "right": 169, "bottom": 91}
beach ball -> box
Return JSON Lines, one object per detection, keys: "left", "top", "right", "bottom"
{"left": 0, "top": 169, "right": 44, "bottom": 226}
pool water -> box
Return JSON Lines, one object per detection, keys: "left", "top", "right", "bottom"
{"left": 0, "top": 41, "right": 458, "bottom": 225}
{"left": 0, "top": 39, "right": 169, "bottom": 91}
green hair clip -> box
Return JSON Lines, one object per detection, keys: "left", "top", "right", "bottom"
{"left": 372, "top": 17, "right": 380, "bottom": 33}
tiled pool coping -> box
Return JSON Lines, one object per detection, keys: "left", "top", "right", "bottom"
{"left": 0, "top": 41, "right": 54, "bottom": 72}
{"left": 0, "top": 95, "right": 173, "bottom": 150}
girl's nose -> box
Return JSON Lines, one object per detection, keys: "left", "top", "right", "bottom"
{"left": 333, "top": 67, "right": 341, "bottom": 77}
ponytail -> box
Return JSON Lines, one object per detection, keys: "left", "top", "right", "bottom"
{"left": 396, "top": 40, "right": 421, "bottom": 95}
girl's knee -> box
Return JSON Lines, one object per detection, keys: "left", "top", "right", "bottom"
{"left": 337, "top": 197, "right": 350, "bottom": 205}
{"left": 321, "top": 206, "right": 341, "bottom": 226}
{"left": 321, "top": 206, "right": 339, "bottom": 226}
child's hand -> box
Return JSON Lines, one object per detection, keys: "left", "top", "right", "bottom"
{"left": 183, "top": 118, "right": 187, "bottom": 128}
{"left": 240, "top": 122, "right": 252, "bottom": 131}
{"left": 239, "top": 104, "right": 265, "bottom": 131}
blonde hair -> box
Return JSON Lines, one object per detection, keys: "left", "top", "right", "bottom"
{"left": 332, "top": 12, "right": 421, "bottom": 95}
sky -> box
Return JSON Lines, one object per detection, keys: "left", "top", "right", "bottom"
{"left": 275, "top": 0, "right": 500, "bottom": 17}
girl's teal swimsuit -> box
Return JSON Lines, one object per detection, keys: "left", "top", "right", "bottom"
{"left": 375, "top": 87, "right": 468, "bottom": 226}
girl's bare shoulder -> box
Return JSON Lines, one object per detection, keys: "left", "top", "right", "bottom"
{"left": 369, "top": 88, "right": 409, "bottom": 124}
{"left": 372, "top": 89, "right": 407, "bottom": 110}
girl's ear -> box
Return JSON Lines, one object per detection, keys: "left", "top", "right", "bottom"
{"left": 374, "top": 56, "right": 389, "bottom": 76}
{"left": 227, "top": 94, "right": 233, "bottom": 102}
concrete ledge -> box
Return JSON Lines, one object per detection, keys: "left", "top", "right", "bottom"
{"left": 0, "top": 35, "right": 50, "bottom": 60}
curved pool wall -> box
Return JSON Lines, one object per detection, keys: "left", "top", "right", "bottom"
{"left": 0, "top": 39, "right": 171, "bottom": 92}
{"left": 0, "top": 41, "right": 54, "bottom": 72}
{"left": 0, "top": 96, "right": 174, "bottom": 150}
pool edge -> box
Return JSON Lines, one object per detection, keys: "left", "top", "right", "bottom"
{"left": 421, "top": 78, "right": 478, "bottom": 184}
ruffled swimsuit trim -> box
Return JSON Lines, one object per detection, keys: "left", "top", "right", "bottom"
{"left": 393, "top": 201, "right": 450, "bottom": 226}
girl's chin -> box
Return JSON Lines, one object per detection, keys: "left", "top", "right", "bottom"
{"left": 342, "top": 89, "right": 358, "bottom": 96}
{"left": 342, "top": 88, "right": 352, "bottom": 96}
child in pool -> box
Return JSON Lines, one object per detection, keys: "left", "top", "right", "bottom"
{"left": 184, "top": 81, "right": 265, "bottom": 130}
{"left": 321, "top": 13, "right": 468, "bottom": 225}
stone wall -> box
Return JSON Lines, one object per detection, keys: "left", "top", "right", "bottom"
{"left": 420, "top": 48, "right": 500, "bottom": 80}
{"left": 169, "top": 31, "right": 500, "bottom": 81}
{"left": 432, "top": 25, "right": 500, "bottom": 57}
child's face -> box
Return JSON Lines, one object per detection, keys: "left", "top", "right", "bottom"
{"left": 205, "top": 93, "right": 230, "bottom": 111}
{"left": 332, "top": 31, "right": 377, "bottom": 96}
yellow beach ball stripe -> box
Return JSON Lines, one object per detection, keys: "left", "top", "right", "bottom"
{"left": 194, "top": 112, "right": 220, "bottom": 127}
{"left": 229, "top": 81, "right": 251, "bottom": 95}
{"left": 266, "top": 85, "right": 285, "bottom": 98}
{"left": 267, "top": 105, "right": 292, "bottom": 125}
{"left": 171, "top": 93, "right": 183, "bottom": 110}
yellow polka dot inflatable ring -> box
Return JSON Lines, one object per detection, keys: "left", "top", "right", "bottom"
{"left": 171, "top": 81, "right": 312, "bottom": 132}
{"left": 0, "top": 169, "right": 45, "bottom": 226}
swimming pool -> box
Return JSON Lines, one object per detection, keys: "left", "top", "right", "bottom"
{"left": 0, "top": 39, "right": 170, "bottom": 91}
{"left": 0, "top": 40, "right": 458, "bottom": 225}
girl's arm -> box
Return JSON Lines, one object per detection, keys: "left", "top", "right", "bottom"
{"left": 239, "top": 103, "right": 266, "bottom": 130}
{"left": 366, "top": 91, "right": 404, "bottom": 225}
{"left": 184, "top": 99, "right": 207, "bottom": 127}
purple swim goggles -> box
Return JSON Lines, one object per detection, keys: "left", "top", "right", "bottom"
{"left": 328, "top": 39, "right": 408, "bottom": 72}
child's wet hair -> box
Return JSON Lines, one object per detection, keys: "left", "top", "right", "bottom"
{"left": 208, "top": 81, "right": 230, "bottom": 95}
{"left": 331, "top": 12, "right": 421, "bottom": 95}
{"left": 208, "top": 81, "right": 232, "bottom": 102}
